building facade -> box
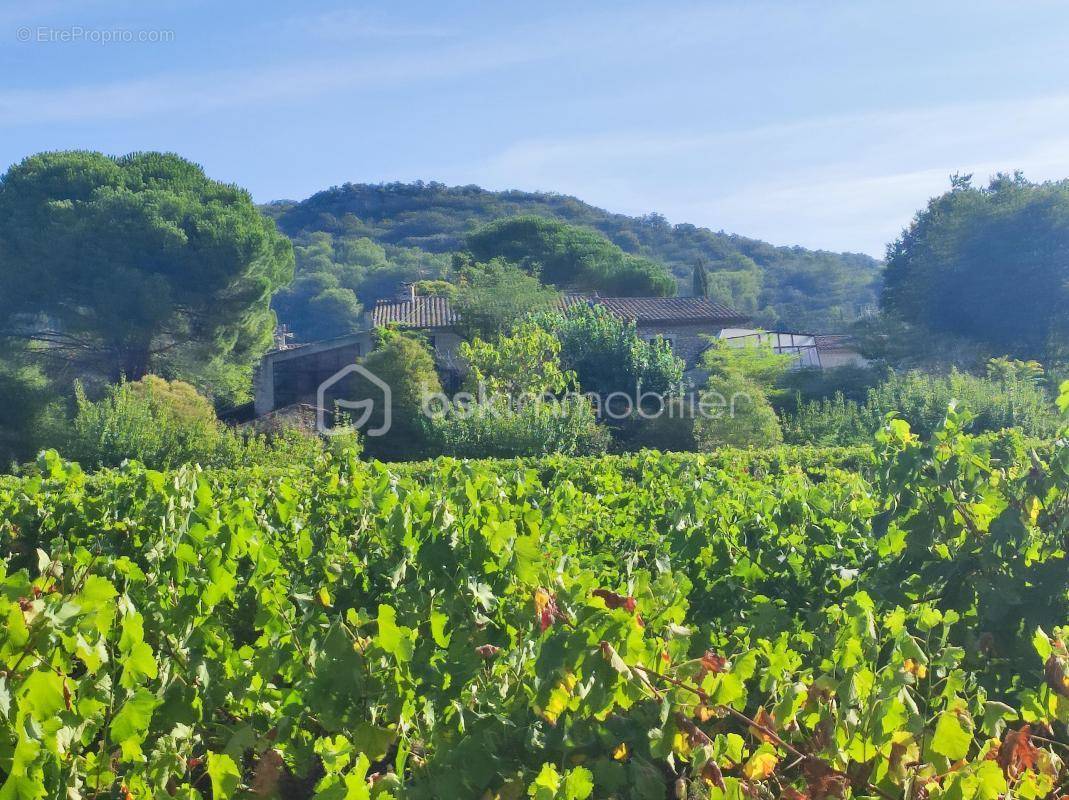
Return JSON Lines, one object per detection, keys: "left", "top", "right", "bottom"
{"left": 254, "top": 292, "right": 751, "bottom": 418}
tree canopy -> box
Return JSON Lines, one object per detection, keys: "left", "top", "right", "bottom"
{"left": 453, "top": 258, "right": 560, "bottom": 341}
{"left": 0, "top": 151, "right": 294, "bottom": 383}
{"left": 882, "top": 172, "right": 1069, "bottom": 362}
{"left": 266, "top": 182, "right": 881, "bottom": 330}
{"left": 531, "top": 303, "right": 684, "bottom": 397}
{"left": 465, "top": 215, "right": 677, "bottom": 297}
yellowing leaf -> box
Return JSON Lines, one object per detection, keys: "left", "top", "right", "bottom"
{"left": 612, "top": 742, "right": 629, "bottom": 761}
{"left": 742, "top": 750, "right": 778, "bottom": 781}
{"left": 904, "top": 658, "right": 928, "bottom": 678}
{"left": 534, "top": 588, "right": 551, "bottom": 615}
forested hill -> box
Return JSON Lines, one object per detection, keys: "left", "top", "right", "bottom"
{"left": 263, "top": 181, "right": 883, "bottom": 331}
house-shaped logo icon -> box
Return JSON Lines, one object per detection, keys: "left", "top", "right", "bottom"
{"left": 316, "top": 364, "right": 392, "bottom": 437}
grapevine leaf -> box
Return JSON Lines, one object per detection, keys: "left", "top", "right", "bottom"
{"left": 931, "top": 712, "right": 972, "bottom": 761}
{"left": 207, "top": 752, "right": 242, "bottom": 799}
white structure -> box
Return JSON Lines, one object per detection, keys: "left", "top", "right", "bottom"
{"left": 717, "top": 329, "right": 866, "bottom": 370}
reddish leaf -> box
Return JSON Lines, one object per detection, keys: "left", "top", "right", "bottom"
{"left": 700, "top": 760, "right": 726, "bottom": 790}
{"left": 1044, "top": 655, "right": 1069, "bottom": 698}
{"left": 475, "top": 644, "right": 501, "bottom": 659}
{"left": 802, "top": 759, "right": 849, "bottom": 800}
{"left": 748, "top": 706, "right": 777, "bottom": 743}
{"left": 534, "top": 587, "right": 561, "bottom": 632}
{"left": 700, "top": 651, "right": 727, "bottom": 674}
{"left": 592, "top": 589, "right": 637, "bottom": 613}
{"left": 997, "top": 725, "right": 1038, "bottom": 777}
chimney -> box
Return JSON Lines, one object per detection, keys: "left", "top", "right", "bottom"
{"left": 400, "top": 282, "right": 416, "bottom": 302}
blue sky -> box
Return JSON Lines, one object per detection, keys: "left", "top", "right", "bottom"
{"left": 3, "top": 0, "right": 1069, "bottom": 256}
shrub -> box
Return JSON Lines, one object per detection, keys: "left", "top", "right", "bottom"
{"left": 775, "top": 364, "right": 883, "bottom": 414}
{"left": 460, "top": 322, "right": 574, "bottom": 397}
{"left": 693, "top": 373, "right": 783, "bottom": 449}
{"left": 0, "top": 359, "right": 63, "bottom": 468}
{"left": 64, "top": 376, "right": 226, "bottom": 469}
{"left": 612, "top": 399, "right": 700, "bottom": 452}
{"left": 429, "top": 396, "right": 609, "bottom": 458}
{"left": 780, "top": 392, "right": 875, "bottom": 446}
{"left": 355, "top": 330, "right": 443, "bottom": 461}
{"left": 532, "top": 303, "right": 684, "bottom": 397}
{"left": 783, "top": 367, "right": 1061, "bottom": 445}
{"left": 60, "top": 375, "right": 354, "bottom": 470}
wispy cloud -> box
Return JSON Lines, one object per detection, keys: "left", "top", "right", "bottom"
{"left": 459, "top": 93, "right": 1069, "bottom": 255}
{"left": 0, "top": 37, "right": 541, "bottom": 126}
{"left": 282, "top": 8, "right": 455, "bottom": 41}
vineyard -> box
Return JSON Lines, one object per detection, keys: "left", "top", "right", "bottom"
{"left": 2, "top": 396, "right": 1069, "bottom": 799}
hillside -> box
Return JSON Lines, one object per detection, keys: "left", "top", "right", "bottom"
{"left": 263, "top": 181, "right": 883, "bottom": 333}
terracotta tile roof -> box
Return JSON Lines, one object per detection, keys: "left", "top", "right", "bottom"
{"left": 562, "top": 295, "right": 747, "bottom": 323}
{"left": 372, "top": 293, "right": 747, "bottom": 330}
{"left": 372, "top": 296, "right": 458, "bottom": 329}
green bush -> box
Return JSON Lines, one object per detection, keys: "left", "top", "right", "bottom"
{"left": 0, "top": 359, "right": 63, "bottom": 468}
{"left": 611, "top": 399, "right": 701, "bottom": 452}
{"left": 64, "top": 377, "right": 226, "bottom": 469}
{"left": 429, "top": 395, "right": 609, "bottom": 458}
{"left": 775, "top": 363, "right": 883, "bottom": 413}
{"left": 354, "top": 330, "right": 443, "bottom": 461}
{"left": 693, "top": 373, "right": 783, "bottom": 449}
{"left": 60, "top": 376, "right": 354, "bottom": 471}
{"left": 783, "top": 367, "right": 1061, "bottom": 445}
{"left": 533, "top": 303, "right": 685, "bottom": 397}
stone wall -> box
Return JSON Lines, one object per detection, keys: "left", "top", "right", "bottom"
{"left": 634, "top": 321, "right": 724, "bottom": 367}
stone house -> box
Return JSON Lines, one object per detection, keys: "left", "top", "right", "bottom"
{"left": 253, "top": 290, "right": 750, "bottom": 418}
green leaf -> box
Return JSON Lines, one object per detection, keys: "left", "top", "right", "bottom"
{"left": 18, "top": 670, "right": 64, "bottom": 721}
{"left": 430, "top": 610, "right": 451, "bottom": 648}
{"left": 1033, "top": 627, "right": 1053, "bottom": 661}
{"left": 376, "top": 604, "right": 413, "bottom": 662}
{"left": 931, "top": 712, "right": 972, "bottom": 761}
{"left": 118, "top": 612, "right": 157, "bottom": 688}
{"left": 562, "top": 766, "right": 594, "bottom": 800}
{"left": 975, "top": 759, "right": 1008, "bottom": 800}
{"left": 110, "top": 688, "right": 161, "bottom": 760}
{"left": 207, "top": 752, "right": 242, "bottom": 799}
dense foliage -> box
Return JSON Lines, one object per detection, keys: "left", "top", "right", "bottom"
{"left": 2, "top": 391, "right": 1068, "bottom": 797}
{"left": 0, "top": 151, "right": 294, "bottom": 386}
{"left": 783, "top": 368, "right": 1061, "bottom": 446}
{"left": 453, "top": 260, "right": 561, "bottom": 341}
{"left": 883, "top": 173, "right": 1069, "bottom": 363}
{"left": 264, "top": 182, "right": 882, "bottom": 330}
{"left": 60, "top": 375, "right": 359, "bottom": 471}
{"left": 532, "top": 304, "right": 685, "bottom": 399}
{"left": 428, "top": 396, "right": 610, "bottom": 459}
{"left": 349, "top": 331, "right": 443, "bottom": 462}
{"left": 271, "top": 230, "right": 451, "bottom": 343}
{"left": 465, "top": 216, "right": 676, "bottom": 298}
